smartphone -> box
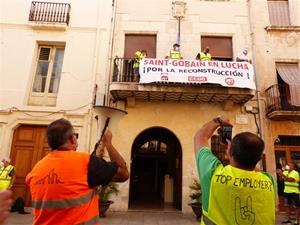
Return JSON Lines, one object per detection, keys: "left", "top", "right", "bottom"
{"left": 221, "top": 125, "right": 233, "bottom": 143}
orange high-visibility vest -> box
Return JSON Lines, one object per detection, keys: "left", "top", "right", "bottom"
{"left": 26, "top": 151, "right": 99, "bottom": 225}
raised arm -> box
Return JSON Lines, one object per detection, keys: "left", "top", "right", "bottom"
{"left": 194, "top": 116, "right": 231, "bottom": 155}
{"left": 102, "top": 130, "right": 129, "bottom": 182}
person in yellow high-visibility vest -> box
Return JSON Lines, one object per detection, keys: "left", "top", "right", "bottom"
{"left": 133, "top": 50, "right": 147, "bottom": 82}
{"left": 194, "top": 116, "right": 275, "bottom": 225}
{"left": 165, "top": 43, "right": 183, "bottom": 60}
{"left": 196, "top": 47, "right": 212, "bottom": 61}
{"left": 0, "top": 158, "right": 15, "bottom": 191}
{"left": 277, "top": 162, "right": 300, "bottom": 224}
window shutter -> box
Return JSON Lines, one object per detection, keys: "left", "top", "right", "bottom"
{"left": 268, "top": 0, "right": 290, "bottom": 26}
{"left": 38, "top": 47, "right": 51, "bottom": 60}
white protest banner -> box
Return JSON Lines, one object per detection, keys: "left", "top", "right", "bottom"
{"left": 139, "top": 58, "right": 256, "bottom": 90}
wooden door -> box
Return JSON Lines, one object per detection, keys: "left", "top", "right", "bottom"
{"left": 124, "top": 34, "right": 157, "bottom": 58}
{"left": 201, "top": 36, "right": 233, "bottom": 61}
{"left": 10, "top": 125, "right": 49, "bottom": 206}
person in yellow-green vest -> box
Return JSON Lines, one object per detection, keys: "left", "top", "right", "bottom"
{"left": 277, "top": 162, "right": 300, "bottom": 224}
{"left": 165, "top": 43, "right": 183, "bottom": 60}
{"left": 196, "top": 47, "right": 212, "bottom": 61}
{"left": 194, "top": 116, "right": 275, "bottom": 225}
{"left": 133, "top": 50, "right": 147, "bottom": 82}
{"left": 0, "top": 157, "right": 16, "bottom": 190}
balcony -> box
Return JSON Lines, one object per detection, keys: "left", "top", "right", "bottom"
{"left": 265, "top": 84, "right": 300, "bottom": 121}
{"left": 110, "top": 58, "right": 255, "bottom": 106}
{"left": 28, "top": 1, "right": 71, "bottom": 30}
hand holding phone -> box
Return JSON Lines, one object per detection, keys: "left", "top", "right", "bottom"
{"left": 221, "top": 125, "right": 233, "bottom": 143}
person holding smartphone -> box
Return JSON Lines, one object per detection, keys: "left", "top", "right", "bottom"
{"left": 194, "top": 116, "right": 275, "bottom": 225}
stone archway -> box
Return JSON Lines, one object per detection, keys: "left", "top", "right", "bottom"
{"left": 129, "top": 127, "right": 182, "bottom": 210}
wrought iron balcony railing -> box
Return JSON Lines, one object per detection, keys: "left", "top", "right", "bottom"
{"left": 29, "top": 1, "right": 71, "bottom": 25}
{"left": 112, "top": 57, "right": 137, "bottom": 82}
{"left": 265, "top": 84, "right": 300, "bottom": 114}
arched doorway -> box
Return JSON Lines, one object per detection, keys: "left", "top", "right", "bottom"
{"left": 129, "top": 127, "right": 182, "bottom": 210}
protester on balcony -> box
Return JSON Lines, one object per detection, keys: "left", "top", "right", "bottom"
{"left": 194, "top": 116, "right": 275, "bottom": 224}
{"left": 26, "top": 118, "right": 129, "bottom": 225}
{"left": 277, "top": 162, "right": 299, "bottom": 224}
{"left": 196, "top": 46, "right": 212, "bottom": 61}
{"left": 236, "top": 49, "right": 252, "bottom": 64}
{"left": 165, "top": 43, "right": 183, "bottom": 60}
{"left": 133, "top": 50, "right": 147, "bottom": 82}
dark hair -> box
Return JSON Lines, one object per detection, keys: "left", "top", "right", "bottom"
{"left": 276, "top": 163, "right": 282, "bottom": 170}
{"left": 231, "top": 132, "right": 264, "bottom": 170}
{"left": 46, "top": 118, "right": 74, "bottom": 150}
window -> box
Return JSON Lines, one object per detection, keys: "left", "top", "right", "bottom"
{"left": 139, "top": 140, "right": 167, "bottom": 154}
{"left": 201, "top": 36, "right": 232, "bottom": 61}
{"left": 268, "top": 0, "right": 290, "bottom": 26}
{"left": 276, "top": 63, "right": 300, "bottom": 107}
{"left": 29, "top": 44, "right": 65, "bottom": 106}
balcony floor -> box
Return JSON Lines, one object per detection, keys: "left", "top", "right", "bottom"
{"left": 110, "top": 82, "right": 255, "bottom": 104}
{"left": 267, "top": 110, "right": 300, "bottom": 121}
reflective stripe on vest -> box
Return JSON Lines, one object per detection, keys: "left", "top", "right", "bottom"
{"left": 32, "top": 190, "right": 96, "bottom": 210}
{"left": 26, "top": 151, "right": 99, "bottom": 225}
{"left": 75, "top": 215, "right": 99, "bottom": 225}
{"left": 170, "top": 50, "right": 181, "bottom": 59}
{"left": 0, "top": 165, "right": 14, "bottom": 190}
{"left": 200, "top": 52, "right": 211, "bottom": 61}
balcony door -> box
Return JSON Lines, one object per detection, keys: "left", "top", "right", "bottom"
{"left": 201, "top": 36, "right": 233, "bottom": 61}
{"left": 124, "top": 34, "right": 156, "bottom": 58}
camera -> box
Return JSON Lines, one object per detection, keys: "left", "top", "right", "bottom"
{"left": 220, "top": 125, "right": 233, "bottom": 143}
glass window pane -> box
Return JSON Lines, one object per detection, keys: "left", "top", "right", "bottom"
{"left": 32, "top": 62, "right": 49, "bottom": 92}
{"left": 160, "top": 142, "right": 167, "bottom": 153}
{"left": 49, "top": 48, "right": 65, "bottom": 93}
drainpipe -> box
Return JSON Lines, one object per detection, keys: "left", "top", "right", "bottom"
{"left": 104, "top": 0, "right": 118, "bottom": 106}
{"left": 177, "top": 17, "right": 181, "bottom": 45}
{"left": 247, "top": 0, "right": 268, "bottom": 172}
{"left": 87, "top": 0, "right": 103, "bottom": 152}
{"left": 247, "top": 0, "right": 264, "bottom": 139}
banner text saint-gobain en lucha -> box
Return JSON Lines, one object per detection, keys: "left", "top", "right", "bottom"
{"left": 139, "top": 58, "right": 256, "bottom": 90}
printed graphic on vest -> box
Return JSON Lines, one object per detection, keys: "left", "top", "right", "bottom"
{"left": 215, "top": 174, "right": 273, "bottom": 191}
{"left": 235, "top": 196, "right": 255, "bottom": 225}
{"left": 34, "top": 169, "right": 64, "bottom": 185}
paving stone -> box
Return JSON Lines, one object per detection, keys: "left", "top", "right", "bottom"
{"left": 5, "top": 209, "right": 287, "bottom": 225}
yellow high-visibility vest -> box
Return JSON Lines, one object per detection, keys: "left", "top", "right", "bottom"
{"left": 169, "top": 50, "right": 181, "bottom": 59}
{"left": 283, "top": 170, "right": 299, "bottom": 194}
{"left": 133, "top": 51, "right": 146, "bottom": 68}
{"left": 201, "top": 165, "right": 275, "bottom": 225}
{"left": 0, "top": 165, "right": 14, "bottom": 190}
{"left": 200, "top": 52, "right": 212, "bottom": 61}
